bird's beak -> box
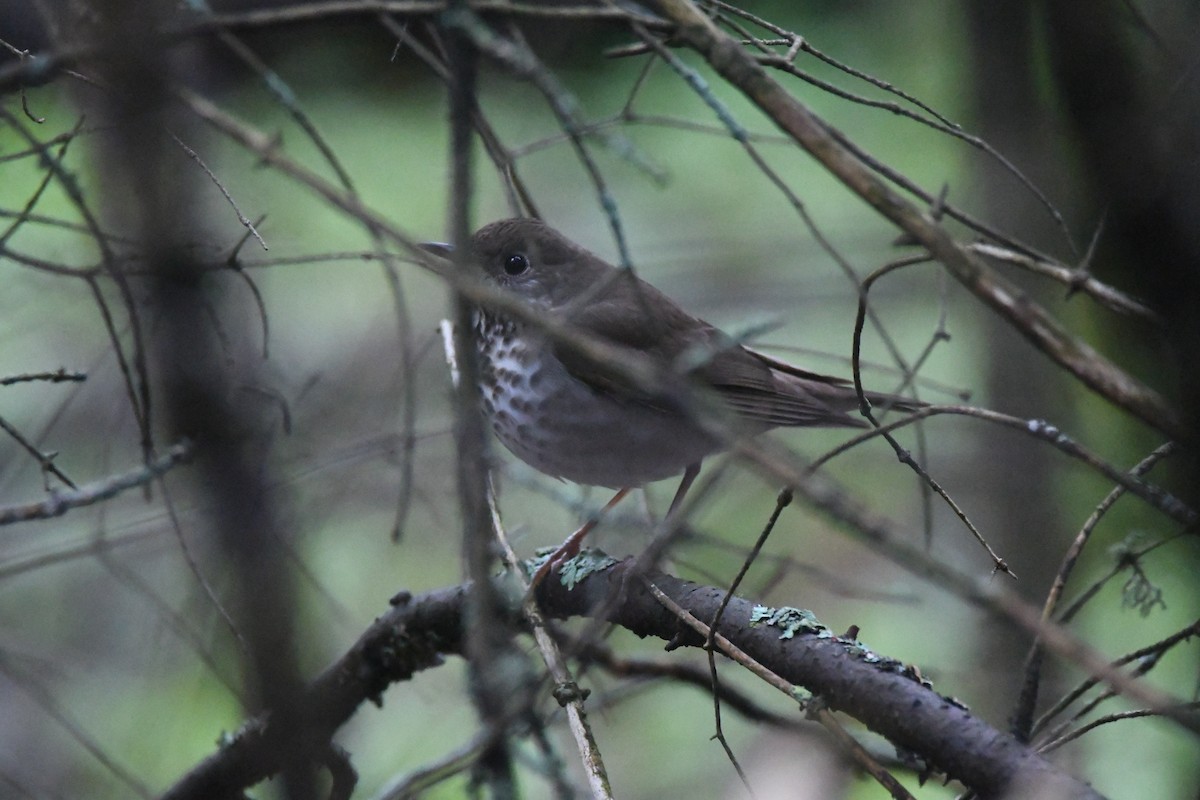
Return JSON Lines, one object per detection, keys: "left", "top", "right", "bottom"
{"left": 419, "top": 241, "right": 454, "bottom": 258}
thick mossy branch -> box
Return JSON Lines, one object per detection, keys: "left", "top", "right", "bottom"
{"left": 162, "top": 558, "right": 1099, "bottom": 800}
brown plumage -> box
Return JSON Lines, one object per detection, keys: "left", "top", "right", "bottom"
{"left": 456, "top": 217, "right": 918, "bottom": 490}
{"left": 423, "top": 218, "right": 921, "bottom": 573}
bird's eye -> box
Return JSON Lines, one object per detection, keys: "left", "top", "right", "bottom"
{"left": 503, "top": 253, "right": 530, "bottom": 276}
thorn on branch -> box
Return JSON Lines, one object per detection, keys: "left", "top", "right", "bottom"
{"left": 1066, "top": 212, "right": 1107, "bottom": 300}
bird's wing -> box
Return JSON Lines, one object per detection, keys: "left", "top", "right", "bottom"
{"left": 552, "top": 274, "right": 914, "bottom": 427}
{"left": 550, "top": 275, "right": 701, "bottom": 407}
{"left": 704, "top": 347, "right": 868, "bottom": 428}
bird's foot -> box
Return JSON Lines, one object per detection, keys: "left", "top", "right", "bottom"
{"left": 528, "top": 486, "right": 633, "bottom": 590}
{"left": 528, "top": 520, "right": 595, "bottom": 588}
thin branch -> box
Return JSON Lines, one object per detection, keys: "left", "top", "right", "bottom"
{"left": 968, "top": 242, "right": 1159, "bottom": 322}
{"left": 444, "top": 8, "right": 639, "bottom": 266}
{"left": 0, "top": 413, "right": 77, "bottom": 490}
{"left": 1011, "top": 443, "right": 1178, "bottom": 742}
{"left": 851, "top": 256, "right": 1012, "bottom": 575}
{"left": 0, "top": 441, "right": 193, "bottom": 526}
{"left": 0, "top": 368, "right": 87, "bottom": 386}
{"left": 489, "top": 488, "right": 614, "bottom": 799}
{"left": 653, "top": 0, "right": 1183, "bottom": 439}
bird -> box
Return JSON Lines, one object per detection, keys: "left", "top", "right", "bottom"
{"left": 424, "top": 218, "right": 920, "bottom": 574}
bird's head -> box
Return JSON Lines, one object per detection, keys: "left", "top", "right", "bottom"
{"left": 423, "top": 218, "right": 611, "bottom": 309}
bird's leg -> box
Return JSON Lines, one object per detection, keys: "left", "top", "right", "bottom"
{"left": 665, "top": 462, "right": 701, "bottom": 520}
{"left": 529, "top": 463, "right": 701, "bottom": 588}
{"left": 530, "top": 487, "right": 632, "bottom": 586}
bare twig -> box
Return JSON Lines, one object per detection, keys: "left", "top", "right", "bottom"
{"left": 652, "top": 0, "right": 1183, "bottom": 439}
{"left": 0, "top": 368, "right": 87, "bottom": 386}
{"left": 0, "top": 441, "right": 192, "bottom": 526}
